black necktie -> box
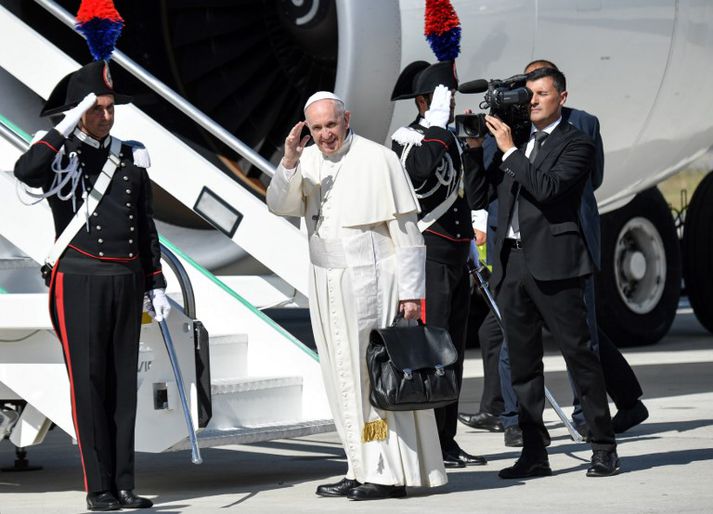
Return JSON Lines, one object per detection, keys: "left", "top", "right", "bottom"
{"left": 529, "top": 130, "right": 549, "bottom": 163}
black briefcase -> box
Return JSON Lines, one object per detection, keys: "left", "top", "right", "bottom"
{"left": 367, "top": 315, "right": 459, "bottom": 411}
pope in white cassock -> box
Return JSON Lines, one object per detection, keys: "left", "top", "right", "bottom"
{"left": 266, "top": 92, "right": 447, "bottom": 501}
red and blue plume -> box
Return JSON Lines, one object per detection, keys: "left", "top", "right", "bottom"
{"left": 75, "top": 0, "right": 124, "bottom": 61}
{"left": 424, "top": 0, "right": 461, "bottom": 61}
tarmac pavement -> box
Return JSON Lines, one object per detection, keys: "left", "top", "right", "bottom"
{"left": 1, "top": 307, "right": 711, "bottom": 513}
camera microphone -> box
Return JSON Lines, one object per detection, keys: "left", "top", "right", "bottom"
{"left": 458, "top": 79, "right": 489, "bottom": 94}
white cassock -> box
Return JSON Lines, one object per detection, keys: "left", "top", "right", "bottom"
{"left": 267, "top": 133, "right": 447, "bottom": 487}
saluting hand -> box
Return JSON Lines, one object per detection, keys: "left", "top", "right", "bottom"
{"left": 282, "top": 121, "right": 310, "bottom": 169}
{"left": 56, "top": 92, "right": 97, "bottom": 137}
{"left": 485, "top": 114, "right": 515, "bottom": 154}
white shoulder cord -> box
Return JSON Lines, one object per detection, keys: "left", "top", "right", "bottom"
{"left": 17, "top": 149, "right": 85, "bottom": 213}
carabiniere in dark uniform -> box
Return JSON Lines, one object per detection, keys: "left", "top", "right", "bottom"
{"left": 391, "top": 60, "right": 484, "bottom": 467}
{"left": 14, "top": 61, "right": 163, "bottom": 510}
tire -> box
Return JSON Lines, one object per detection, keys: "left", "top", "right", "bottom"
{"left": 682, "top": 171, "right": 713, "bottom": 334}
{"left": 597, "top": 188, "right": 681, "bottom": 346}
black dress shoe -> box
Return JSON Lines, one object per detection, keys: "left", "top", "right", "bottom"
{"left": 116, "top": 490, "right": 153, "bottom": 509}
{"left": 504, "top": 426, "right": 523, "bottom": 447}
{"left": 613, "top": 400, "right": 649, "bottom": 433}
{"left": 86, "top": 491, "right": 120, "bottom": 511}
{"left": 586, "top": 449, "right": 620, "bottom": 477}
{"left": 347, "top": 483, "right": 407, "bottom": 501}
{"left": 498, "top": 457, "right": 552, "bottom": 479}
{"left": 446, "top": 448, "right": 487, "bottom": 466}
{"left": 457, "top": 412, "right": 504, "bottom": 432}
{"left": 442, "top": 454, "right": 466, "bottom": 468}
{"left": 315, "top": 477, "right": 361, "bottom": 497}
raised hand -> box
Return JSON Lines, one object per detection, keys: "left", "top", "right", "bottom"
{"left": 55, "top": 93, "right": 97, "bottom": 137}
{"left": 424, "top": 84, "right": 452, "bottom": 128}
{"left": 485, "top": 114, "right": 515, "bottom": 153}
{"left": 282, "top": 121, "right": 311, "bottom": 169}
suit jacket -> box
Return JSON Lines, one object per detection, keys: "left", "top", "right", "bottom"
{"left": 482, "top": 108, "right": 604, "bottom": 270}
{"left": 468, "top": 120, "right": 595, "bottom": 288}
{"left": 562, "top": 107, "right": 604, "bottom": 269}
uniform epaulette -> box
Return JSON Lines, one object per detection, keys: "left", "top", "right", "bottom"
{"left": 391, "top": 126, "right": 425, "bottom": 147}
{"left": 124, "top": 140, "right": 151, "bottom": 168}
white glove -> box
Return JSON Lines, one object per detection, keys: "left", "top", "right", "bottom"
{"left": 145, "top": 288, "right": 171, "bottom": 322}
{"left": 55, "top": 93, "right": 97, "bottom": 137}
{"left": 424, "top": 84, "right": 451, "bottom": 128}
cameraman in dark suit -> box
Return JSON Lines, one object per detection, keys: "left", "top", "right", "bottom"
{"left": 523, "top": 62, "right": 647, "bottom": 436}
{"left": 467, "top": 67, "right": 619, "bottom": 478}
{"left": 461, "top": 61, "right": 647, "bottom": 444}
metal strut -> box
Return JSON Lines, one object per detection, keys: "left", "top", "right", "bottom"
{"left": 158, "top": 319, "right": 203, "bottom": 464}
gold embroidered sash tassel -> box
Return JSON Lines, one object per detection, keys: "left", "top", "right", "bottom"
{"left": 361, "top": 419, "right": 388, "bottom": 442}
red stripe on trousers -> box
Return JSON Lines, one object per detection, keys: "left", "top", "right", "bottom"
{"left": 54, "top": 272, "right": 89, "bottom": 492}
{"left": 420, "top": 298, "right": 427, "bottom": 324}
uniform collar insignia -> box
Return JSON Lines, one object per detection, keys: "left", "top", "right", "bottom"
{"left": 73, "top": 128, "right": 111, "bottom": 149}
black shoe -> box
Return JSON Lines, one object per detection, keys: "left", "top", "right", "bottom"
{"left": 498, "top": 457, "right": 552, "bottom": 479}
{"left": 457, "top": 412, "right": 504, "bottom": 432}
{"left": 116, "top": 490, "right": 153, "bottom": 509}
{"left": 504, "top": 426, "right": 523, "bottom": 447}
{"left": 315, "top": 477, "right": 361, "bottom": 497}
{"left": 347, "top": 483, "right": 407, "bottom": 501}
{"left": 612, "top": 400, "right": 649, "bottom": 434}
{"left": 86, "top": 491, "right": 121, "bottom": 511}
{"left": 443, "top": 448, "right": 487, "bottom": 467}
{"left": 586, "top": 449, "right": 620, "bottom": 477}
{"left": 442, "top": 454, "right": 466, "bottom": 468}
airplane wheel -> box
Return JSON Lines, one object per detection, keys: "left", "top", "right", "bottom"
{"left": 597, "top": 188, "right": 681, "bottom": 346}
{"left": 682, "top": 171, "right": 713, "bottom": 334}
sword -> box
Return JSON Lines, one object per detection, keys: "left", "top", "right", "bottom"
{"left": 467, "top": 254, "right": 584, "bottom": 443}
{"left": 158, "top": 319, "right": 204, "bottom": 464}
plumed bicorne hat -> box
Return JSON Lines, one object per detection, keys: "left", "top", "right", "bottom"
{"left": 40, "top": 0, "right": 130, "bottom": 117}
{"left": 391, "top": 0, "right": 461, "bottom": 101}
{"left": 40, "top": 61, "right": 131, "bottom": 117}
{"left": 391, "top": 60, "right": 458, "bottom": 101}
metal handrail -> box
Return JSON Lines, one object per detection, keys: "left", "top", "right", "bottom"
{"left": 0, "top": 116, "right": 31, "bottom": 153}
{"left": 159, "top": 243, "right": 196, "bottom": 319}
{"left": 33, "top": 0, "right": 277, "bottom": 178}
{"left": 0, "top": 113, "right": 197, "bottom": 319}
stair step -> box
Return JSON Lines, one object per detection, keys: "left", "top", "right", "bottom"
{"left": 169, "top": 419, "right": 335, "bottom": 450}
{"left": 0, "top": 264, "right": 46, "bottom": 294}
{"left": 0, "top": 293, "right": 51, "bottom": 329}
{"left": 0, "top": 257, "right": 37, "bottom": 270}
{"left": 210, "top": 376, "right": 302, "bottom": 395}
{"left": 208, "top": 334, "right": 249, "bottom": 380}
{"left": 208, "top": 376, "right": 303, "bottom": 430}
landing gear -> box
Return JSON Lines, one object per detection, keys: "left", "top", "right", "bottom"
{"left": 597, "top": 188, "right": 681, "bottom": 346}
{"left": 682, "top": 171, "right": 713, "bottom": 334}
{"left": 1, "top": 446, "right": 42, "bottom": 472}
{"left": 0, "top": 403, "right": 42, "bottom": 472}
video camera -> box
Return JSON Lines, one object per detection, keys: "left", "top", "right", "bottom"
{"left": 454, "top": 74, "right": 533, "bottom": 144}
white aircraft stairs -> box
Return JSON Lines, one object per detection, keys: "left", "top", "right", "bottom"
{"left": 0, "top": 1, "right": 333, "bottom": 462}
